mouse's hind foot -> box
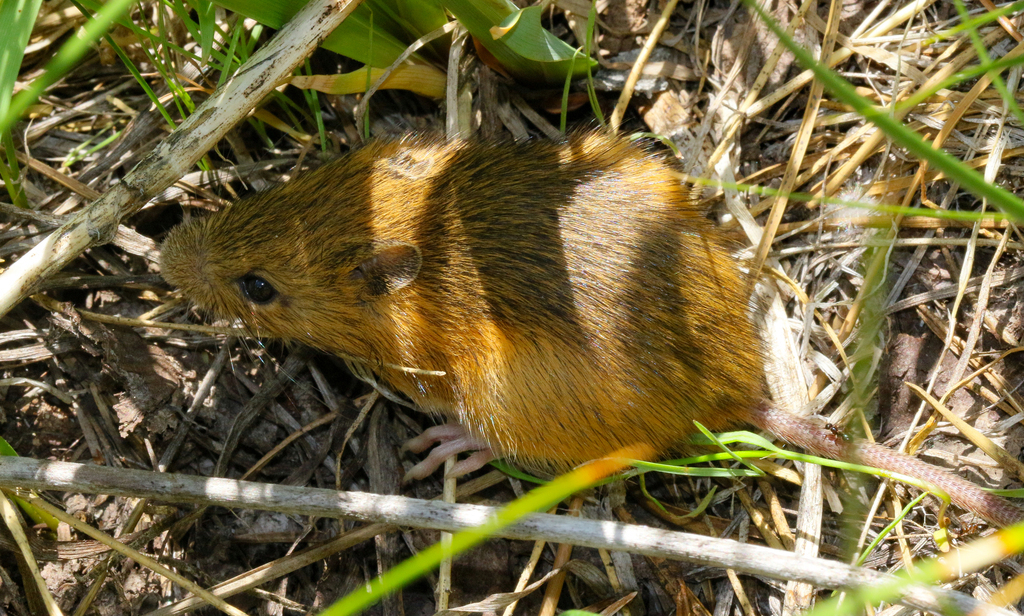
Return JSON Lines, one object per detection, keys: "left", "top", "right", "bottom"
{"left": 403, "top": 424, "right": 495, "bottom": 482}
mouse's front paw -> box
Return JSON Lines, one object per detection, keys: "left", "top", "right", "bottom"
{"left": 403, "top": 423, "right": 495, "bottom": 481}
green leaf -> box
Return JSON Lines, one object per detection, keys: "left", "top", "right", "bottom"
{"left": 443, "top": 0, "right": 595, "bottom": 84}
{"left": 210, "top": 0, "right": 423, "bottom": 68}
{"left": 0, "top": 437, "right": 17, "bottom": 458}
{"left": 0, "top": 441, "right": 59, "bottom": 530}
{"left": 379, "top": 0, "right": 449, "bottom": 59}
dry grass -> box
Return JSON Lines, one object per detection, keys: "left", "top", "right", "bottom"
{"left": 2, "top": 0, "right": 1024, "bottom": 615}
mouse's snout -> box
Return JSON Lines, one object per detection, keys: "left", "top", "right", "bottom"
{"left": 160, "top": 219, "right": 220, "bottom": 311}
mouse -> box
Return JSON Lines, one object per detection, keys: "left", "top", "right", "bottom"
{"left": 159, "top": 131, "right": 1024, "bottom": 527}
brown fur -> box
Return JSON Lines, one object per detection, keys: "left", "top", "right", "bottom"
{"left": 161, "top": 131, "right": 1022, "bottom": 524}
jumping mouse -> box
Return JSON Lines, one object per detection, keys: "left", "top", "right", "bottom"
{"left": 160, "top": 131, "right": 1023, "bottom": 526}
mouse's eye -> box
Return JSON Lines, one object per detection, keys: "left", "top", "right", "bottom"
{"left": 238, "top": 274, "right": 278, "bottom": 305}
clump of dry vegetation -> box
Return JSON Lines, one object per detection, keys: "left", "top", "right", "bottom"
{"left": 1, "top": 1, "right": 1024, "bottom": 615}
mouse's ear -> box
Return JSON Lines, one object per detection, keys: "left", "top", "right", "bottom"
{"left": 351, "top": 241, "right": 422, "bottom": 300}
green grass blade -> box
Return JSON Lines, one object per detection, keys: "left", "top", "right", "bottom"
{"left": 853, "top": 493, "right": 927, "bottom": 567}
{"left": 0, "top": 0, "right": 136, "bottom": 136}
{"left": 0, "top": 0, "right": 44, "bottom": 207}
{"left": 68, "top": 0, "right": 177, "bottom": 130}
{"left": 744, "top": 0, "right": 1024, "bottom": 221}
{"left": 320, "top": 456, "right": 632, "bottom": 616}
{"left": 194, "top": 0, "right": 218, "bottom": 63}
{"left": 926, "top": 0, "right": 1024, "bottom": 44}
{"left": 805, "top": 523, "right": 1024, "bottom": 616}
{"left": 0, "top": 0, "right": 43, "bottom": 123}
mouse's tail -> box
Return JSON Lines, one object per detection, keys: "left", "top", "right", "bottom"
{"left": 748, "top": 404, "right": 1024, "bottom": 527}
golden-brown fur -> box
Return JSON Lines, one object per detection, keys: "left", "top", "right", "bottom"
{"left": 161, "top": 132, "right": 763, "bottom": 468}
